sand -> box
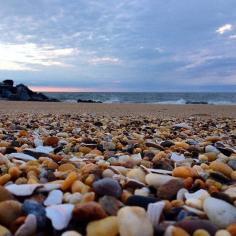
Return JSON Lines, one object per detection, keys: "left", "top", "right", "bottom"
{"left": 0, "top": 100, "right": 235, "bottom": 118}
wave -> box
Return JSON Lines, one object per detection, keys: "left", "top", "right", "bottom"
{"left": 103, "top": 97, "right": 121, "bottom": 104}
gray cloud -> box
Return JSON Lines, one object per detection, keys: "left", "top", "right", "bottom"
{"left": 0, "top": 0, "right": 236, "bottom": 91}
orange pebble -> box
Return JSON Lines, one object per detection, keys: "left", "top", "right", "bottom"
{"left": 193, "top": 179, "right": 206, "bottom": 189}
{"left": 61, "top": 171, "right": 78, "bottom": 191}
{"left": 58, "top": 163, "right": 76, "bottom": 172}
{"left": 173, "top": 166, "right": 197, "bottom": 178}
{"left": 208, "top": 185, "right": 219, "bottom": 194}
{"left": 8, "top": 167, "right": 21, "bottom": 179}
{"left": 0, "top": 174, "right": 11, "bottom": 185}
{"left": 227, "top": 223, "right": 236, "bottom": 236}
{"left": 184, "top": 177, "right": 193, "bottom": 189}
{"left": 18, "top": 130, "right": 28, "bottom": 137}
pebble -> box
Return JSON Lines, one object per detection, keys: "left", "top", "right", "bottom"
{"left": 61, "top": 231, "right": 82, "bottom": 236}
{"left": 0, "top": 225, "right": 11, "bottom": 236}
{"left": 92, "top": 178, "right": 122, "bottom": 198}
{"left": 0, "top": 186, "right": 14, "bottom": 202}
{"left": 176, "top": 219, "right": 218, "bottom": 235}
{"left": 193, "top": 229, "right": 210, "bottom": 236}
{"left": 209, "top": 162, "right": 233, "bottom": 177}
{"left": 157, "top": 179, "right": 184, "bottom": 200}
{"left": 73, "top": 202, "right": 107, "bottom": 223}
{"left": 15, "top": 214, "right": 37, "bottom": 236}
{"left": 214, "top": 230, "right": 231, "bottom": 236}
{"left": 99, "top": 196, "right": 124, "bottom": 215}
{"left": 86, "top": 216, "right": 118, "bottom": 236}
{"left": 145, "top": 173, "right": 178, "bottom": 188}
{"left": 228, "top": 160, "right": 236, "bottom": 170}
{"left": 117, "top": 206, "right": 153, "bottom": 236}
{"left": 45, "top": 204, "right": 74, "bottom": 230}
{"left": 203, "top": 197, "right": 236, "bottom": 228}
{"left": 0, "top": 200, "right": 22, "bottom": 226}
{"left": 172, "top": 166, "right": 197, "bottom": 178}
{"left": 126, "top": 195, "right": 157, "bottom": 209}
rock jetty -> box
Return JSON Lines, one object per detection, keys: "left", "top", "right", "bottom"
{"left": 0, "top": 80, "right": 59, "bottom": 102}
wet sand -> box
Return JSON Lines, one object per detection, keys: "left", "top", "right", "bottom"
{"left": 0, "top": 101, "right": 236, "bottom": 118}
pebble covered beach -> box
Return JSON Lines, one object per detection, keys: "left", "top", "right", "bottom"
{"left": 0, "top": 102, "right": 235, "bottom": 236}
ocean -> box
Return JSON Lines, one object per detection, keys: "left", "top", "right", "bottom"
{"left": 44, "top": 92, "right": 236, "bottom": 104}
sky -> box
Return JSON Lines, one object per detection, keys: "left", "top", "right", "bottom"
{"left": 0, "top": 0, "right": 236, "bottom": 92}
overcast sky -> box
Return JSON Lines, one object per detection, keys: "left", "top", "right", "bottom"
{"left": 0, "top": 0, "right": 236, "bottom": 92}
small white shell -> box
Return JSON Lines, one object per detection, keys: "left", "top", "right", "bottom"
{"left": 8, "top": 153, "right": 36, "bottom": 161}
{"left": 147, "top": 201, "right": 165, "bottom": 227}
{"left": 183, "top": 205, "right": 206, "bottom": 217}
{"left": 171, "top": 153, "right": 185, "bottom": 162}
{"left": 176, "top": 188, "right": 189, "bottom": 201}
{"left": 46, "top": 204, "right": 74, "bottom": 230}
{"left": 5, "top": 184, "right": 42, "bottom": 196}
{"left": 44, "top": 190, "right": 63, "bottom": 206}
{"left": 35, "top": 146, "right": 54, "bottom": 154}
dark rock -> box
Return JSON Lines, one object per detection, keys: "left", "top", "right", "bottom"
{"left": 0, "top": 80, "right": 59, "bottom": 102}
{"left": 209, "top": 171, "right": 232, "bottom": 184}
{"left": 22, "top": 200, "right": 47, "bottom": 230}
{"left": 23, "top": 150, "right": 49, "bottom": 159}
{"left": 211, "top": 192, "right": 234, "bottom": 204}
{"left": 157, "top": 179, "right": 184, "bottom": 200}
{"left": 92, "top": 178, "right": 122, "bottom": 198}
{"left": 77, "top": 99, "right": 102, "bottom": 103}
{"left": 3, "top": 79, "right": 14, "bottom": 86}
{"left": 175, "top": 219, "right": 218, "bottom": 236}
{"left": 176, "top": 209, "right": 199, "bottom": 221}
{"left": 126, "top": 195, "right": 157, "bottom": 209}
{"left": 165, "top": 207, "right": 183, "bottom": 221}
{"left": 98, "top": 196, "right": 124, "bottom": 215}
{"left": 228, "top": 160, "right": 236, "bottom": 170}
{"left": 160, "top": 140, "right": 175, "bottom": 148}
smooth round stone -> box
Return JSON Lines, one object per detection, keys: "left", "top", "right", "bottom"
{"left": 205, "top": 145, "right": 220, "bottom": 154}
{"left": 92, "top": 178, "right": 122, "bottom": 198}
{"left": 117, "top": 206, "right": 153, "bottom": 236}
{"left": 193, "top": 229, "right": 210, "bottom": 236}
{"left": 15, "top": 214, "right": 37, "bottom": 236}
{"left": 226, "top": 223, "right": 236, "bottom": 236}
{"left": 73, "top": 202, "right": 107, "bottom": 223}
{"left": 145, "top": 173, "right": 177, "bottom": 188}
{"left": 215, "top": 230, "right": 231, "bottom": 236}
{"left": 44, "top": 190, "right": 63, "bottom": 206}
{"left": 228, "top": 160, "right": 236, "bottom": 170}
{"left": 203, "top": 197, "right": 236, "bottom": 228}
{"left": 209, "top": 161, "right": 233, "bottom": 177}
{"left": 86, "top": 216, "right": 118, "bottom": 236}
{"left": 22, "top": 200, "right": 47, "bottom": 230}
{"left": 99, "top": 196, "right": 124, "bottom": 215}
{"left": 0, "top": 200, "right": 22, "bottom": 227}
{"left": 0, "top": 186, "right": 14, "bottom": 202}
{"left": 126, "top": 168, "right": 146, "bottom": 183}
{"left": 160, "top": 140, "right": 175, "bottom": 148}
{"left": 175, "top": 219, "right": 218, "bottom": 236}
{"left": 172, "top": 166, "right": 196, "bottom": 178}
{"left": 126, "top": 195, "right": 157, "bottom": 209}
{"left": 0, "top": 225, "right": 11, "bottom": 236}
{"left": 61, "top": 231, "right": 82, "bottom": 236}
{"left": 157, "top": 179, "right": 184, "bottom": 200}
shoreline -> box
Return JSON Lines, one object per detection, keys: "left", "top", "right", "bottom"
{"left": 0, "top": 101, "right": 236, "bottom": 118}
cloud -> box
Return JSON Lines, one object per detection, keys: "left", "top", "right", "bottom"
{"left": 229, "top": 34, "right": 236, "bottom": 39}
{"left": 0, "top": 43, "right": 78, "bottom": 71}
{"left": 216, "top": 24, "right": 232, "bottom": 34}
{"left": 88, "top": 56, "right": 121, "bottom": 65}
